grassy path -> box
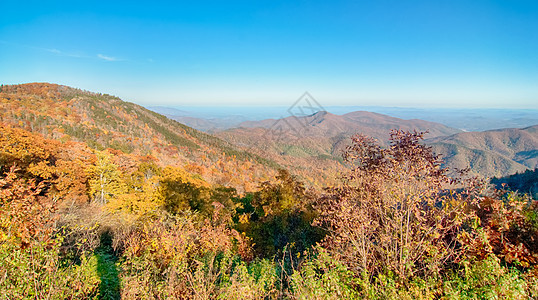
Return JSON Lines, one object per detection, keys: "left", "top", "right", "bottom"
{"left": 95, "top": 231, "right": 121, "bottom": 300}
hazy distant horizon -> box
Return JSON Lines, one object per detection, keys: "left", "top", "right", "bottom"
{"left": 148, "top": 104, "right": 538, "bottom": 132}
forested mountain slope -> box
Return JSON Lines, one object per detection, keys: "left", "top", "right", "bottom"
{"left": 0, "top": 83, "right": 279, "bottom": 191}
{"left": 491, "top": 168, "right": 538, "bottom": 199}
{"left": 428, "top": 125, "right": 538, "bottom": 177}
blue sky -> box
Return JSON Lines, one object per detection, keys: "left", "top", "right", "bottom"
{"left": 1, "top": 0, "right": 537, "bottom": 108}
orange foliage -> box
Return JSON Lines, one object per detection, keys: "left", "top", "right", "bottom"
{"left": 463, "top": 193, "right": 538, "bottom": 268}
{"left": 0, "top": 166, "right": 56, "bottom": 248}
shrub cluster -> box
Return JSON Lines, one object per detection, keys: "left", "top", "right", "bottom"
{"left": 1, "top": 125, "right": 537, "bottom": 298}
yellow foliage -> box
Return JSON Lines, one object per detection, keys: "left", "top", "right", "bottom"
{"left": 28, "top": 161, "right": 56, "bottom": 179}
{"left": 86, "top": 150, "right": 127, "bottom": 204}
{"left": 161, "top": 166, "right": 210, "bottom": 189}
{"left": 107, "top": 192, "right": 159, "bottom": 216}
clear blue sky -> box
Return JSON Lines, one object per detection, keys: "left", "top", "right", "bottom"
{"left": 1, "top": 0, "right": 537, "bottom": 108}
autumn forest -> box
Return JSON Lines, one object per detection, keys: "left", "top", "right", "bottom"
{"left": 1, "top": 83, "right": 538, "bottom": 299}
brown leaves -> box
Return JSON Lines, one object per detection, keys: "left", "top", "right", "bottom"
{"left": 465, "top": 194, "right": 538, "bottom": 268}
{"left": 317, "top": 130, "right": 477, "bottom": 280}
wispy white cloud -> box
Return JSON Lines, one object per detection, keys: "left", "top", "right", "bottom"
{"left": 46, "top": 48, "right": 62, "bottom": 54}
{"left": 2, "top": 40, "right": 126, "bottom": 63}
{"left": 45, "top": 48, "right": 86, "bottom": 58}
{"left": 97, "top": 54, "right": 121, "bottom": 61}
{"left": 0, "top": 40, "right": 87, "bottom": 58}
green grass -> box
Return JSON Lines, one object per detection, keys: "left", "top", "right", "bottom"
{"left": 95, "top": 232, "right": 121, "bottom": 300}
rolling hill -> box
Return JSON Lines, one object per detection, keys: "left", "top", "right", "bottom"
{"left": 427, "top": 125, "right": 538, "bottom": 177}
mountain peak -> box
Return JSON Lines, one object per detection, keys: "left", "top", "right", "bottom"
{"left": 310, "top": 110, "right": 328, "bottom": 117}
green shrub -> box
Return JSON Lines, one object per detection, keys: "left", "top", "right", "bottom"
{"left": 290, "top": 249, "right": 359, "bottom": 299}
{"left": 0, "top": 238, "right": 100, "bottom": 299}
{"left": 443, "top": 255, "right": 529, "bottom": 299}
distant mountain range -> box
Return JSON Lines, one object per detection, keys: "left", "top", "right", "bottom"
{"left": 215, "top": 111, "right": 538, "bottom": 178}
{"left": 236, "top": 110, "right": 460, "bottom": 142}
{"left": 148, "top": 106, "right": 251, "bottom": 131}
{"left": 147, "top": 105, "right": 538, "bottom": 132}
{"left": 215, "top": 110, "right": 459, "bottom": 159}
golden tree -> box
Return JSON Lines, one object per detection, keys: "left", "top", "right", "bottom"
{"left": 87, "top": 150, "right": 126, "bottom": 204}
